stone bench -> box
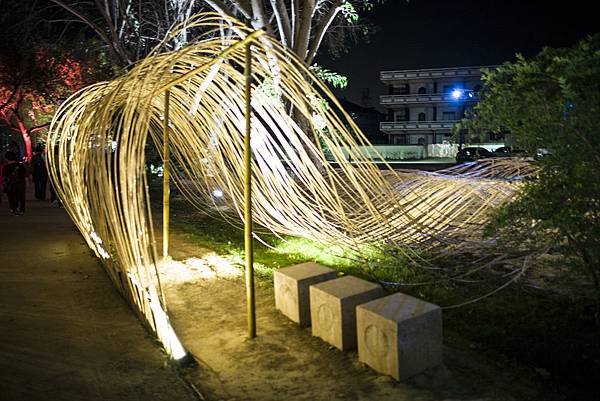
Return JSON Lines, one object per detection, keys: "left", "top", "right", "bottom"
{"left": 310, "top": 276, "right": 383, "bottom": 351}
{"left": 356, "top": 292, "right": 442, "bottom": 380}
{"left": 274, "top": 262, "right": 337, "bottom": 327}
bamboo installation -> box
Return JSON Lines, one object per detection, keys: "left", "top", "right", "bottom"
{"left": 46, "top": 13, "right": 536, "bottom": 357}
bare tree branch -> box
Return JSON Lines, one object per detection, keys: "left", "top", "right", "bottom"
{"left": 28, "top": 121, "right": 51, "bottom": 134}
{"left": 306, "top": 0, "right": 342, "bottom": 65}
{"left": 249, "top": 0, "right": 268, "bottom": 29}
{"left": 233, "top": 0, "right": 253, "bottom": 18}
{"left": 293, "top": 0, "right": 315, "bottom": 60}
{"left": 269, "top": 0, "right": 292, "bottom": 46}
{"left": 45, "top": 1, "right": 382, "bottom": 70}
{"left": 48, "top": 0, "right": 132, "bottom": 65}
{"left": 204, "top": 0, "right": 239, "bottom": 19}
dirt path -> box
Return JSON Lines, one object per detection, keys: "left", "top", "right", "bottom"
{"left": 0, "top": 188, "right": 196, "bottom": 401}
{"left": 162, "top": 232, "right": 544, "bottom": 401}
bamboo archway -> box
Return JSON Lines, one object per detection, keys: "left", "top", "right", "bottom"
{"left": 46, "top": 13, "right": 534, "bottom": 357}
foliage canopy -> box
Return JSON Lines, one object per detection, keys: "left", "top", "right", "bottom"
{"left": 49, "top": 0, "right": 386, "bottom": 67}
{"left": 463, "top": 34, "right": 600, "bottom": 292}
{"left": 0, "top": 0, "right": 109, "bottom": 159}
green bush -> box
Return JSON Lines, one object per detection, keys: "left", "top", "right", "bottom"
{"left": 463, "top": 35, "right": 600, "bottom": 295}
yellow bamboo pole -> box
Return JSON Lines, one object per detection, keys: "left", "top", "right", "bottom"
{"left": 163, "top": 90, "right": 170, "bottom": 259}
{"left": 244, "top": 42, "right": 256, "bottom": 338}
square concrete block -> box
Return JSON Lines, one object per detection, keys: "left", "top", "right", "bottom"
{"left": 356, "top": 292, "right": 442, "bottom": 381}
{"left": 274, "top": 262, "right": 337, "bottom": 327}
{"left": 310, "top": 276, "right": 383, "bottom": 351}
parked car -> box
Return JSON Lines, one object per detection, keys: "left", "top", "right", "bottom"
{"left": 492, "top": 146, "right": 527, "bottom": 157}
{"left": 455, "top": 147, "right": 493, "bottom": 163}
{"left": 535, "top": 148, "right": 552, "bottom": 160}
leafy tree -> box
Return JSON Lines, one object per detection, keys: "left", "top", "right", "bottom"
{"left": 0, "top": 0, "right": 109, "bottom": 160}
{"left": 201, "top": 0, "right": 382, "bottom": 65}
{"left": 310, "top": 64, "right": 348, "bottom": 88}
{"left": 48, "top": 0, "right": 388, "bottom": 161}
{"left": 48, "top": 0, "right": 203, "bottom": 66}
{"left": 49, "top": 0, "right": 385, "bottom": 68}
{"left": 462, "top": 35, "right": 600, "bottom": 294}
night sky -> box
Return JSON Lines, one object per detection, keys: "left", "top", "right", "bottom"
{"left": 322, "top": 0, "right": 599, "bottom": 109}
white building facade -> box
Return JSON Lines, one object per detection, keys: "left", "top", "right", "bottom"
{"left": 379, "top": 66, "right": 495, "bottom": 145}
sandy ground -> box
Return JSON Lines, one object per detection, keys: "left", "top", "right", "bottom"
{"left": 0, "top": 184, "right": 550, "bottom": 401}
{"left": 162, "top": 231, "right": 547, "bottom": 401}
{"left": 0, "top": 188, "right": 196, "bottom": 401}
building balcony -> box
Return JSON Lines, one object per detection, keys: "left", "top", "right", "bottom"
{"left": 380, "top": 121, "right": 458, "bottom": 132}
{"left": 380, "top": 92, "right": 478, "bottom": 106}
{"left": 380, "top": 66, "right": 491, "bottom": 82}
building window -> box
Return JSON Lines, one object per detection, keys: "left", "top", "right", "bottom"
{"left": 394, "top": 85, "right": 409, "bottom": 95}
{"left": 418, "top": 112, "right": 426, "bottom": 121}
{"left": 395, "top": 109, "right": 408, "bottom": 122}
{"left": 442, "top": 85, "right": 453, "bottom": 93}
{"left": 442, "top": 111, "right": 456, "bottom": 120}
{"left": 395, "top": 135, "right": 407, "bottom": 145}
{"left": 418, "top": 86, "right": 427, "bottom": 94}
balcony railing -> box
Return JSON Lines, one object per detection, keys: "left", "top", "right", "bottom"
{"left": 380, "top": 66, "right": 494, "bottom": 81}
{"left": 380, "top": 93, "right": 478, "bottom": 105}
{"left": 380, "top": 121, "right": 458, "bottom": 131}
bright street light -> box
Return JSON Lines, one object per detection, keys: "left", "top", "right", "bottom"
{"left": 451, "top": 89, "right": 464, "bottom": 99}
{"left": 451, "top": 88, "right": 475, "bottom": 100}
{"left": 212, "top": 187, "right": 224, "bottom": 198}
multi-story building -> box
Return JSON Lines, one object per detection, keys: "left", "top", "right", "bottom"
{"left": 337, "top": 98, "right": 387, "bottom": 144}
{"left": 379, "top": 66, "right": 496, "bottom": 145}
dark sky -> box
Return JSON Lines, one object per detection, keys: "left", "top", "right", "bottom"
{"left": 321, "top": 0, "right": 599, "bottom": 109}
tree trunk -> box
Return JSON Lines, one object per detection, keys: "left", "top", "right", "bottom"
{"left": 15, "top": 116, "right": 32, "bottom": 161}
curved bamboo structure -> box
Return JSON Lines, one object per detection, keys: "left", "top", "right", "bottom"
{"left": 46, "top": 13, "right": 535, "bottom": 357}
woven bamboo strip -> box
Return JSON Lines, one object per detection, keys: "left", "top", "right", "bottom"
{"left": 46, "top": 13, "right": 535, "bottom": 356}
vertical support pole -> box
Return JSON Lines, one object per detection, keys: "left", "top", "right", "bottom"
{"left": 163, "top": 90, "right": 171, "bottom": 259}
{"left": 244, "top": 42, "right": 256, "bottom": 338}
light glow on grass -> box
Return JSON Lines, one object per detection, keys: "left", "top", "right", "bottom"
{"left": 274, "top": 237, "right": 358, "bottom": 268}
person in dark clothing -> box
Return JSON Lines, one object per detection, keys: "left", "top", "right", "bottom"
{"left": 8, "top": 141, "right": 21, "bottom": 160}
{"left": 31, "top": 145, "right": 48, "bottom": 200}
{"left": 47, "top": 146, "right": 62, "bottom": 207}
{"left": 3, "top": 151, "right": 27, "bottom": 215}
{"left": 0, "top": 156, "right": 6, "bottom": 205}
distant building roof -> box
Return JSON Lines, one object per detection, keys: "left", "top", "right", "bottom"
{"left": 380, "top": 65, "right": 498, "bottom": 81}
